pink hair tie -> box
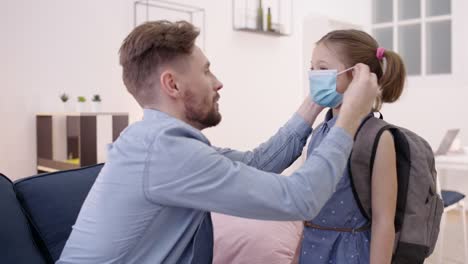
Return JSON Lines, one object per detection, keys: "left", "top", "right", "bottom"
{"left": 376, "top": 47, "right": 385, "bottom": 60}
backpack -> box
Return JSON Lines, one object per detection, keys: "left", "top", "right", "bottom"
{"left": 349, "top": 113, "right": 444, "bottom": 264}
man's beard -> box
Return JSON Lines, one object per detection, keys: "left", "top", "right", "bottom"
{"left": 183, "top": 91, "right": 221, "bottom": 129}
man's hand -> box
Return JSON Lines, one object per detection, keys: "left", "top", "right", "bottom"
{"left": 296, "top": 97, "right": 325, "bottom": 127}
{"left": 336, "top": 63, "right": 380, "bottom": 137}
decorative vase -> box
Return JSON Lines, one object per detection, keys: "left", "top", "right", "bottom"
{"left": 91, "top": 102, "right": 101, "bottom": 112}
{"left": 62, "top": 102, "right": 71, "bottom": 112}
{"left": 75, "top": 103, "right": 84, "bottom": 112}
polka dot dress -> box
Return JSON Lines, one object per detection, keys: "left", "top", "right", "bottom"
{"left": 299, "top": 112, "right": 371, "bottom": 264}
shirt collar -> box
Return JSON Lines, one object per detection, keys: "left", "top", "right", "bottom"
{"left": 324, "top": 109, "right": 338, "bottom": 128}
{"left": 143, "top": 108, "right": 174, "bottom": 121}
{"left": 142, "top": 108, "right": 212, "bottom": 145}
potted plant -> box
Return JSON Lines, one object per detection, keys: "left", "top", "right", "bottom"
{"left": 76, "top": 96, "right": 86, "bottom": 112}
{"left": 91, "top": 94, "right": 102, "bottom": 112}
{"left": 59, "top": 93, "right": 70, "bottom": 112}
{"left": 60, "top": 93, "right": 69, "bottom": 102}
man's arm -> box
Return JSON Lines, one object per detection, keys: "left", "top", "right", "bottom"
{"left": 144, "top": 126, "right": 352, "bottom": 221}
{"left": 214, "top": 98, "right": 323, "bottom": 173}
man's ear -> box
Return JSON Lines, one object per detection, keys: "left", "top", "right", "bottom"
{"left": 160, "top": 70, "right": 180, "bottom": 99}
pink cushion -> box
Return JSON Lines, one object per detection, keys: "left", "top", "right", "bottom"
{"left": 212, "top": 213, "right": 303, "bottom": 264}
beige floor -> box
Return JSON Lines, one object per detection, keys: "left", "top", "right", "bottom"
{"left": 426, "top": 211, "right": 468, "bottom": 264}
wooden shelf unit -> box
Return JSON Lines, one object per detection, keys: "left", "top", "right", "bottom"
{"left": 36, "top": 112, "right": 129, "bottom": 173}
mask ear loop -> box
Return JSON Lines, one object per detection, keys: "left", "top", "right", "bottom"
{"left": 337, "top": 66, "right": 356, "bottom": 75}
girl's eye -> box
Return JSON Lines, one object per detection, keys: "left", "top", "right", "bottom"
{"left": 310, "top": 66, "right": 328, "bottom": 71}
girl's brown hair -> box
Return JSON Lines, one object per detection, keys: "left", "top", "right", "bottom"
{"left": 317, "top": 29, "right": 406, "bottom": 111}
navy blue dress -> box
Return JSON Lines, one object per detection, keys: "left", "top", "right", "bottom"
{"left": 299, "top": 112, "right": 371, "bottom": 264}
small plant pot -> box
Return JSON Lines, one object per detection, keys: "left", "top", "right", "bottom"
{"left": 91, "top": 102, "right": 101, "bottom": 112}
{"left": 62, "top": 102, "right": 71, "bottom": 112}
{"left": 75, "top": 103, "right": 85, "bottom": 112}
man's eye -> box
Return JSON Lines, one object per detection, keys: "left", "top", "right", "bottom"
{"left": 319, "top": 67, "right": 328, "bottom": 70}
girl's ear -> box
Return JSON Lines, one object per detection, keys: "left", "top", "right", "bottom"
{"left": 347, "top": 70, "right": 354, "bottom": 80}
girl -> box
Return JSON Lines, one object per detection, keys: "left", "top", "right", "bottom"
{"left": 295, "top": 29, "right": 406, "bottom": 264}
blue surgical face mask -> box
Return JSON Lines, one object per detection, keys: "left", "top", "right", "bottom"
{"left": 309, "top": 67, "right": 354, "bottom": 108}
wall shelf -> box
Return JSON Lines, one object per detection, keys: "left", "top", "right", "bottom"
{"left": 36, "top": 112, "right": 129, "bottom": 173}
{"left": 234, "top": 27, "right": 288, "bottom": 36}
{"left": 232, "top": 0, "right": 293, "bottom": 36}
{"left": 134, "top": 0, "right": 206, "bottom": 49}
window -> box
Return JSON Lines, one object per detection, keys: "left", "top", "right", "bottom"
{"left": 372, "top": 0, "right": 452, "bottom": 76}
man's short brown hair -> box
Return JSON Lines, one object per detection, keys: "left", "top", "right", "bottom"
{"left": 119, "top": 20, "right": 199, "bottom": 105}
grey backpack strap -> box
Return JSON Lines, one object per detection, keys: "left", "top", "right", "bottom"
{"left": 349, "top": 114, "right": 391, "bottom": 220}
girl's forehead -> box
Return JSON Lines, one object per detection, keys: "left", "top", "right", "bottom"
{"left": 312, "top": 44, "right": 343, "bottom": 64}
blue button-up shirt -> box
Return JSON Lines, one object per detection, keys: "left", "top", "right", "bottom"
{"left": 58, "top": 109, "right": 353, "bottom": 264}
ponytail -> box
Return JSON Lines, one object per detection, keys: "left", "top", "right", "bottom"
{"left": 379, "top": 50, "right": 406, "bottom": 104}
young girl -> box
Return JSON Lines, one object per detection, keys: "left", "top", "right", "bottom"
{"left": 295, "top": 29, "right": 406, "bottom": 264}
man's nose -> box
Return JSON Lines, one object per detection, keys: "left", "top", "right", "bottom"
{"left": 215, "top": 80, "right": 223, "bottom": 91}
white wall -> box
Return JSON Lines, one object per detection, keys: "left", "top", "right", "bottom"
{"left": 0, "top": 0, "right": 140, "bottom": 179}
{"left": 0, "top": 0, "right": 370, "bottom": 180}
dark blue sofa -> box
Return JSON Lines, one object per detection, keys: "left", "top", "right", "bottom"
{"left": 0, "top": 164, "right": 104, "bottom": 264}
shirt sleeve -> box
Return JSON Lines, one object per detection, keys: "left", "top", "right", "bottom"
{"left": 213, "top": 113, "right": 312, "bottom": 173}
{"left": 143, "top": 126, "right": 353, "bottom": 221}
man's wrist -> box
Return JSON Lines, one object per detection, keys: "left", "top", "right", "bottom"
{"left": 335, "top": 111, "right": 363, "bottom": 138}
{"left": 296, "top": 98, "right": 323, "bottom": 126}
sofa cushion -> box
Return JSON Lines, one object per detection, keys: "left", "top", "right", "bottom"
{"left": 14, "top": 164, "right": 104, "bottom": 262}
{"left": 212, "top": 213, "right": 303, "bottom": 264}
{"left": 0, "top": 173, "right": 47, "bottom": 264}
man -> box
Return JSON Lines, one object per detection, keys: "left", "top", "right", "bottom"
{"left": 58, "top": 20, "right": 379, "bottom": 263}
